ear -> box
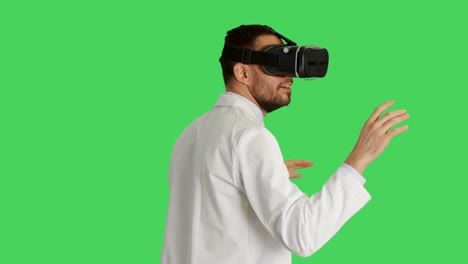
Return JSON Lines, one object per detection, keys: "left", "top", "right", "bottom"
{"left": 233, "top": 63, "right": 252, "bottom": 86}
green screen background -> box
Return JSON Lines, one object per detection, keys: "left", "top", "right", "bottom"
{"left": 1, "top": 0, "right": 467, "bottom": 263}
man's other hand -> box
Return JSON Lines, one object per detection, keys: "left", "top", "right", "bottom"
{"left": 285, "top": 160, "right": 314, "bottom": 179}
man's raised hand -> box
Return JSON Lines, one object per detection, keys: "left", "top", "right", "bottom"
{"left": 345, "top": 100, "right": 410, "bottom": 174}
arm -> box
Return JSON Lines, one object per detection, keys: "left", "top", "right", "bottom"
{"left": 235, "top": 128, "right": 371, "bottom": 257}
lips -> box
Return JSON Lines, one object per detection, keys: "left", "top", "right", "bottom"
{"left": 280, "top": 83, "right": 293, "bottom": 92}
{"left": 280, "top": 82, "right": 293, "bottom": 88}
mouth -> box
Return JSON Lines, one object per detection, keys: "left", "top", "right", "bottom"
{"left": 279, "top": 84, "right": 292, "bottom": 93}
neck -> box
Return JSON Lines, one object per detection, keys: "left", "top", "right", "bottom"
{"left": 226, "top": 85, "right": 267, "bottom": 117}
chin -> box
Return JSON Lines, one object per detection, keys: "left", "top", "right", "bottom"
{"left": 262, "top": 100, "right": 290, "bottom": 113}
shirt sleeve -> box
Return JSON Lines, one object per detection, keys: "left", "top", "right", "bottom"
{"left": 341, "top": 163, "right": 366, "bottom": 185}
{"left": 234, "top": 127, "right": 372, "bottom": 257}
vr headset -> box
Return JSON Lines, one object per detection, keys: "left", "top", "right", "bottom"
{"left": 221, "top": 30, "right": 329, "bottom": 78}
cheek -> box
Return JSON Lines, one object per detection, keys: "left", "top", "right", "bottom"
{"left": 258, "top": 76, "right": 277, "bottom": 89}
{"left": 266, "top": 76, "right": 282, "bottom": 88}
{"left": 252, "top": 72, "right": 281, "bottom": 95}
{"left": 269, "top": 80, "right": 281, "bottom": 91}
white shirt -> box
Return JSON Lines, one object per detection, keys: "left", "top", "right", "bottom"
{"left": 161, "top": 92, "right": 372, "bottom": 264}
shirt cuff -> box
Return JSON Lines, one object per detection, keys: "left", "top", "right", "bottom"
{"left": 341, "top": 163, "right": 366, "bottom": 185}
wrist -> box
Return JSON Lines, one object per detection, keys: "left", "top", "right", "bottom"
{"left": 344, "top": 155, "right": 369, "bottom": 175}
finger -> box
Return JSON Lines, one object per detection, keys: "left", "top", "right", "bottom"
{"left": 294, "top": 160, "right": 313, "bottom": 168}
{"left": 387, "top": 125, "right": 409, "bottom": 137}
{"left": 285, "top": 160, "right": 312, "bottom": 167}
{"left": 367, "top": 100, "right": 395, "bottom": 123}
{"left": 285, "top": 160, "right": 313, "bottom": 169}
{"left": 382, "top": 113, "right": 410, "bottom": 133}
{"left": 289, "top": 172, "right": 303, "bottom": 179}
{"left": 375, "top": 109, "right": 407, "bottom": 128}
{"left": 288, "top": 168, "right": 302, "bottom": 178}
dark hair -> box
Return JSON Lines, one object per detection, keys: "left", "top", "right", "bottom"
{"left": 219, "top": 24, "right": 278, "bottom": 86}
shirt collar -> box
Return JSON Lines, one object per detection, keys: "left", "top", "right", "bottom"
{"left": 214, "top": 92, "right": 264, "bottom": 125}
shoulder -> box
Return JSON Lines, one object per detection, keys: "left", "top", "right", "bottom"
{"left": 234, "top": 125, "right": 279, "bottom": 153}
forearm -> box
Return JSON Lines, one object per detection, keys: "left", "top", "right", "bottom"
{"left": 271, "top": 165, "right": 371, "bottom": 257}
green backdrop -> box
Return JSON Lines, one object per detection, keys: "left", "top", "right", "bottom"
{"left": 1, "top": 0, "right": 467, "bottom": 263}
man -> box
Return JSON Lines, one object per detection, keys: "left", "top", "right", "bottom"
{"left": 161, "top": 25, "right": 409, "bottom": 264}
